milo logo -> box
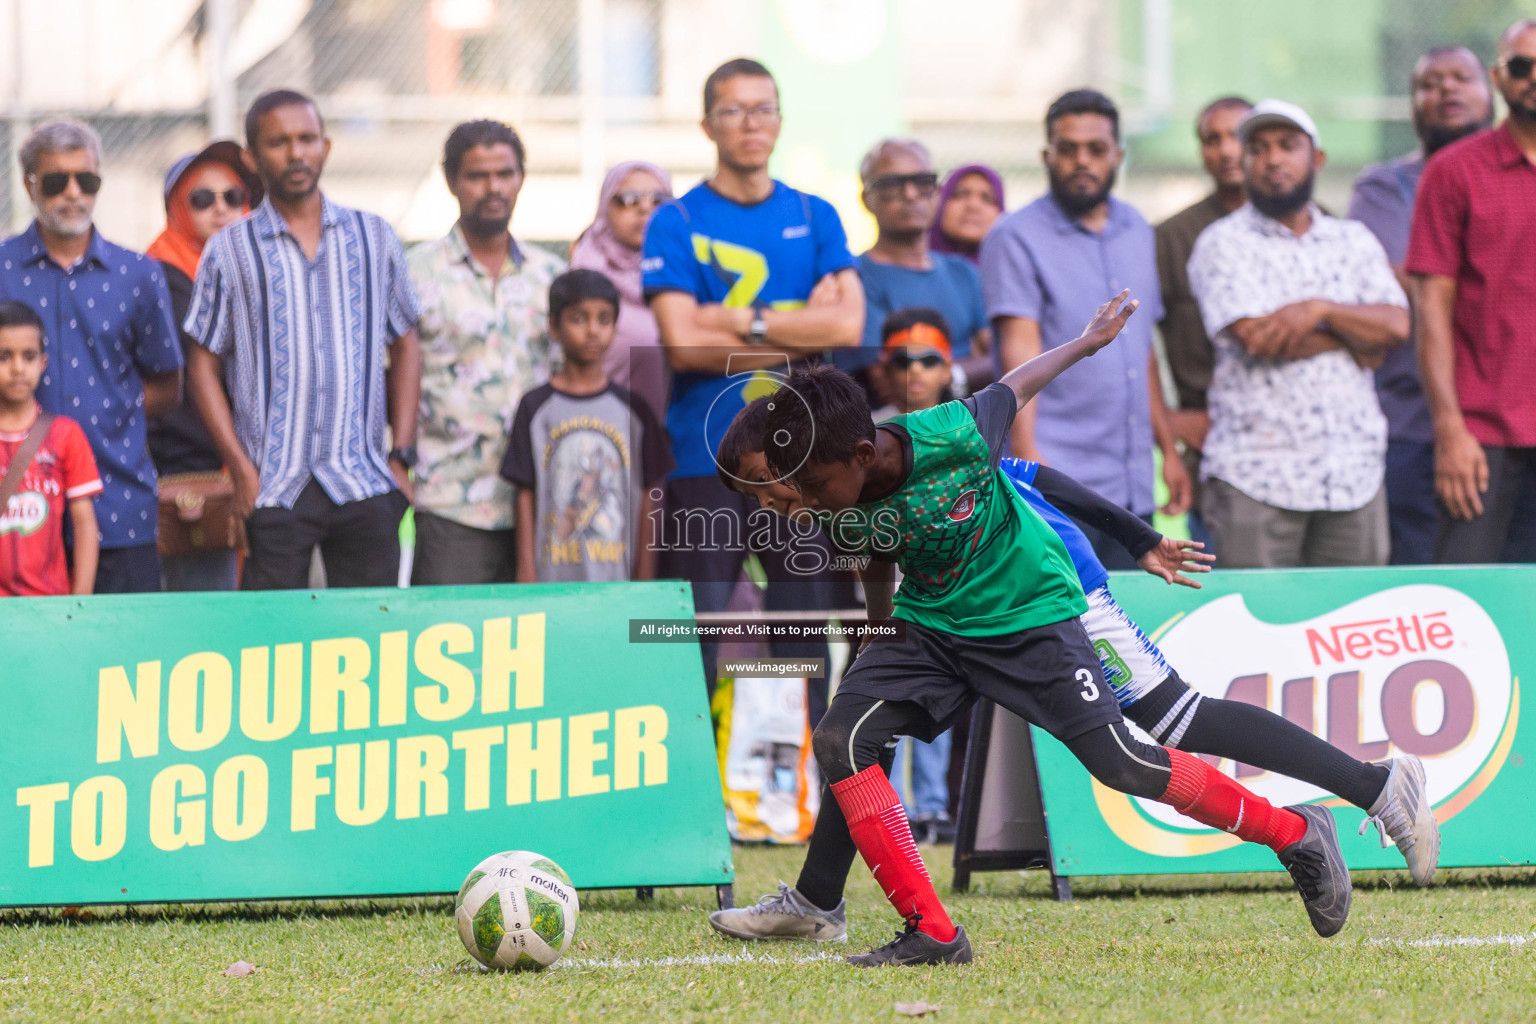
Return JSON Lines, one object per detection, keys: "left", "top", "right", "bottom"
{"left": 1099, "top": 584, "right": 1516, "bottom": 857}
{"left": 0, "top": 490, "right": 47, "bottom": 536}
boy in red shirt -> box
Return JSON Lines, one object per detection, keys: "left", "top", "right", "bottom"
{"left": 0, "top": 301, "right": 101, "bottom": 596}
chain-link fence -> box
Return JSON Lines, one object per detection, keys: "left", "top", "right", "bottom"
{"left": 1, "top": 0, "right": 1527, "bottom": 252}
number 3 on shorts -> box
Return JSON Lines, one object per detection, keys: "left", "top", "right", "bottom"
{"left": 1076, "top": 667, "right": 1100, "bottom": 702}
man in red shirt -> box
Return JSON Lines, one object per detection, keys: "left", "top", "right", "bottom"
{"left": 0, "top": 300, "right": 100, "bottom": 596}
{"left": 1408, "top": 19, "right": 1536, "bottom": 562}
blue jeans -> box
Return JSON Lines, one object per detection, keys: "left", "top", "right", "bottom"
{"left": 1385, "top": 439, "right": 1436, "bottom": 565}
{"left": 161, "top": 549, "right": 239, "bottom": 591}
{"left": 893, "top": 729, "right": 952, "bottom": 818}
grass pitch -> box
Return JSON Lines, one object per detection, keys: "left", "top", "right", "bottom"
{"left": 2, "top": 845, "right": 1533, "bottom": 1023}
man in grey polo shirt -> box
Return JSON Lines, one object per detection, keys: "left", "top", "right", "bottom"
{"left": 981, "top": 89, "right": 1187, "bottom": 568}
{"left": 1189, "top": 100, "right": 1409, "bottom": 567}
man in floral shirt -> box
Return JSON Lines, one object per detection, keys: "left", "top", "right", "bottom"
{"left": 1188, "top": 101, "right": 1409, "bottom": 567}
{"left": 409, "top": 120, "right": 564, "bottom": 584}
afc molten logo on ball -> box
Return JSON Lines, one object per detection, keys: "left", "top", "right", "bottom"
{"left": 1102, "top": 584, "right": 1517, "bottom": 856}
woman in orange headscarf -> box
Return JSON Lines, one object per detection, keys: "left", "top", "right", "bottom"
{"left": 145, "top": 140, "right": 261, "bottom": 591}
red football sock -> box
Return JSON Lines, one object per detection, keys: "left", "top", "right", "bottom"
{"left": 830, "top": 766, "right": 957, "bottom": 942}
{"left": 1159, "top": 748, "right": 1308, "bottom": 852}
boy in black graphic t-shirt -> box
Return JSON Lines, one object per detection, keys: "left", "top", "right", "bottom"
{"left": 501, "top": 270, "right": 672, "bottom": 582}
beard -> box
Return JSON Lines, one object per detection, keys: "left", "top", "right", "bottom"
{"left": 460, "top": 198, "right": 512, "bottom": 237}
{"left": 461, "top": 212, "right": 511, "bottom": 237}
{"left": 1248, "top": 174, "right": 1314, "bottom": 220}
{"left": 1417, "top": 117, "right": 1491, "bottom": 157}
{"left": 1507, "top": 95, "right": 1536, "bottom": 125}
{"left": 1049, "top": 167, "right": 1117, "bottom": 218}
{"left": 262, "top": 160, "right": 320, "bottom": 204}
{"left": 35, "top": 203, "right": 92, "bottom": 238}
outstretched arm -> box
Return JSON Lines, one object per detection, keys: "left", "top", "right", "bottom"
{"left": 1032, "top": 465, "right": 1161, "bottom": 560}
{"left": 1032, "top": 464, "right": 1212, "bottom": 588}
{"left": 997, "top": 290, "right": 1139, "bottom": 412}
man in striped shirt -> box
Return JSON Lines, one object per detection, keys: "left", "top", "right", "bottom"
{"left": 185, "top": 89, "right": 423, "bottom": 589}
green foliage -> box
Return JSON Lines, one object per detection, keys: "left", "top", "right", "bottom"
{"left": 2, "top": 846, "right": 1533, "bottom": 1023}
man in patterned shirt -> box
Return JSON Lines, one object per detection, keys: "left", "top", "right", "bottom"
{"left": 186, "top": 89, "right": 422, "bottom": 590}
{"left": 1188, "top": 101, "right": 1409, "bottom": 567}
{"left": 0, "top": 120, "right": 183, "bottom": 593}
{"left": 759, "top": 293, "right": 1354, "bottom": 966}
{"left": 408, "top": 120, "right": 563, "bottom": 584}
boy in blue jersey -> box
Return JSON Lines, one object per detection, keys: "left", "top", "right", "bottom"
{"left": 705, "top": 392, "right": 1440, "bottom": 949}
{"left": 642, "top": 57, "right": 865, "bottom": 709}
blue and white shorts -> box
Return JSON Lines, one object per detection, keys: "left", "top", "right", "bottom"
{"left": 1077, "top": 584, "right": 1172, "bottom": 709}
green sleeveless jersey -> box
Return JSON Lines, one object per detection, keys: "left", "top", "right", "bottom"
{"left": 825, "top": 386, "right": 1086, "bottom": 636}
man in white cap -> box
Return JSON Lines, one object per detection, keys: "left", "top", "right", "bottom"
{"left": 1186, "top": 100, "right": 1410, "bottom": 567}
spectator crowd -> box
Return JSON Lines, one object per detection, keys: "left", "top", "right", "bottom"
{"left": 5, "top": 23, "right": 1536, "bottom": 833}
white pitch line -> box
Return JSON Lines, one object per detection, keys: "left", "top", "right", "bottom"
{"left": 555, "top": 949, "right": 848, "bottom": 970}
{"left": 1372, "top": 932, "right": 1536, "bottom": 949}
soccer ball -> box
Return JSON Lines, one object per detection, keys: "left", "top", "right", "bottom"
{"left": 454, "top": 850, "right": 579, "bottom": 971}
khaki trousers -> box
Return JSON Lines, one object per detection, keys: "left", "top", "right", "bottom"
{"left": 1202, "top": 477, "right": 1389, "bottom": 568}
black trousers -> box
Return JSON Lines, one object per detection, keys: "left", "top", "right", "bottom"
{"left": 94, "top": 543, "right": 162, "bottom": 594}
{"left": 410, "top": 509, "right": 516, "bottom": 586}
{"left": 243, "top": 480, "right": 407, "bottom": 590}
{"left": 1435, "top": 445, "right": 1536, "bottom": 563}
{"left": 657, "top": 475, "right": 847, "bottom": 702}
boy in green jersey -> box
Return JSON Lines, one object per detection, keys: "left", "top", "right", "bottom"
{"left": 760, "top": 292, "right": 1351, "bottom": 966}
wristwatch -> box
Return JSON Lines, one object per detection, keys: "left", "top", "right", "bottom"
{"left": 747, "top": 310, "right": 769, "bottom": 346}
{"left": 388, "top": 445, "right": 418, "bottom": 469}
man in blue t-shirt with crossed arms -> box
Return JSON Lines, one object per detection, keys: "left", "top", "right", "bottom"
{"left": 642, "top": 57, "right": 865, "bottom": 709}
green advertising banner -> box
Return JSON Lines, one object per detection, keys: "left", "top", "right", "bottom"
{"left": 1033, "top": 567, "right": 1530, "bottom": 876}
{"left": 0, "top": 582, "right": 732, "bottom": 905}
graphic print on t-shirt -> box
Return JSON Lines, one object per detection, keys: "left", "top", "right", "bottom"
{"left": 502, "top": 382, "right": 673, "bottom": 584}
{"left": 0, "top": 412, "right": 102, "bottom": 596}
{"left": 543, "top": 415, "right": 630, "bottom": 569}
{"left": 0, "top": 489, "right": 49, "bottom": 536}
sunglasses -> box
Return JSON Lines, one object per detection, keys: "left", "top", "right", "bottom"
{"left": 612, "top": 190, "right": 669, "bottom": 209}
{"left": 888, "top": 352, "right": 946, "bottom": 370}
{"left": 869, "top": 172, "right": 940, "bottom": 198}
{"left": 33, "top": 171, "right": 102, "bottom": 198}
{"left": 188, "top": 187, "right": 247, "bottom": 211}
{"left": 1504, "top": 55, "right": 1536, "bottom": 79}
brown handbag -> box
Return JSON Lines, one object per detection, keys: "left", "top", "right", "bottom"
{"left": 157, "top": 470, "right": 239, "bottom": 556}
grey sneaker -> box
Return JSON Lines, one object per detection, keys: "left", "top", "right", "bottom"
{"left": 708, "top": 883, "right": 847, "bottom": 942}
{"left": 847, "top": 918, "right": 972, "bottom": 967}
{"left": 1277, "top": 805, "right": 1353, "bottom": 938}
{"left": 1360, "top": 755, "right": 1440, "bottom": 885}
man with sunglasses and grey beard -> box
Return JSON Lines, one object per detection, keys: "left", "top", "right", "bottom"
{"left": 1409, "top": 21, "right": 1536, "bottom": 564}
{"left": 0, "top": 120, "right": 182, "bottom": 593}
{"left": 848, "top": 139, "right": 991, "bottom": 400}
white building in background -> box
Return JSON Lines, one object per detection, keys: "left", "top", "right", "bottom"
{"left": 0, "top": 0, "right": 1224, "bottom": 248}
